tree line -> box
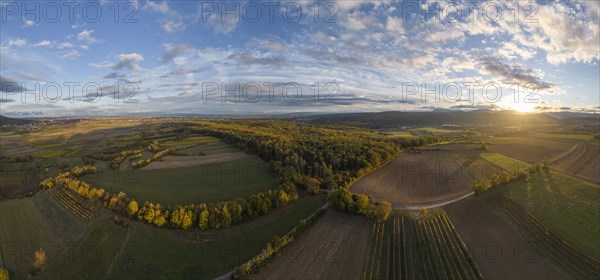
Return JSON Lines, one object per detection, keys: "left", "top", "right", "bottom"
{"left": 41, "top": 165, "right": 298, "bottom": 230}
{"left": 328, "top": 188, "right": 392, "bottom": 221}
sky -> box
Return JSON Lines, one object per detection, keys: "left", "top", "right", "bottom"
{"left": 0, "top": 0, "right": 599, "bottom": 117}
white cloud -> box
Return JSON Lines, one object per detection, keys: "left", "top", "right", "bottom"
{"left": 33, "top": 40, "right": 52, "bottom": 47}
{"left": 7, "top": 38, "right": 27, "bottom": 47}
{"left": 77, "top": 29, "right": 98, "bottom": 43}
{"left": 58, "top": 42, "right": 73, "bottom": 49}
{"left": 145, "top": 0, "right": 171, "bottom": 15}
{"left": 22, "top": 18, "right": 35, "bottom": 27}
{"left": 160, "top": 19, "right": 185, "bottom": 33}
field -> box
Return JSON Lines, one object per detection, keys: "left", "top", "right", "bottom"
{"left": 487, "top": 133, "right": 592, "bottom": 163}
{"left": 550, "top": 140, "right": 600, "bottom": 183}
{"left": 107, "top": 195, "right": 327, "bottom": 280}
{"left": 502, "top": 170, "right": 600, "bottom": 260}
{"left": 83, "top": 156, "right": 277, "bottom": 205}
{"left": 351, "top": 152, "right": 473, "bottom": 206}
{"left": 361, "top": 210, "right": 482, "bottom": 280}
{"left": 0, "top": 193, "right": 87, "bottom": 277}
{"left": 480, "top": 153, "right": 529, "bottom": 173}
{"left": 487, "top": 194, "right": 599, "bottom": 279}
{"left": 445, "top": 197, "right": 561, "bottom": 279}
{"left": 256, "top": 210, "right": 372, "bottom": 279}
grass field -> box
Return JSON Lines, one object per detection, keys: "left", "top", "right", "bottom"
{"left": 480, "top": 153, "right": 529, "bottom": 174}
{"left": 108, "top": 195, "right": 327, "bottom": 280}
{"left": 84, "top": 156, "right": 277, "bottom": 205}
{"left": 409, "top": 127, "right": 455, "bottom": 135}
{"left": 173, "top": 141, "right": 240, "bottom": 156}
{"left": 503, "top": 170, "right": 600, "bottom": 260}
{"left": 36, "top": 219, "right": 129, "bottom": 280}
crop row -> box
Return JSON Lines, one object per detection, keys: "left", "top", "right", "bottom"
{"left": 362, "top": 212, "right": 482, "bottom": 280}
{"left": 50, "top": 187, "right": 94, "bottom": 221}
{"left": 487, "top": 194, "right": 600, "bottom": 279}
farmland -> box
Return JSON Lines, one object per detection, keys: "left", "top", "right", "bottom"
{"left": 361, "top": 210, "right": 482, "bottom": 280}
{"left": 351, "top": 152, "right": 473, "bottom": 206}
{"left": 502, "top": 170, "right": 600, "bottom": 260}
{"left": 0, "top": 116, "right": 598, "bottom": 280}
{"left": 255, "top": 210, "right": 372, "bottom": 280}
{"left": 487, "top": 133, "right": 593, "bottom": 163}
{"left": 550, "top": 140, "right": 600, "bottom": 183}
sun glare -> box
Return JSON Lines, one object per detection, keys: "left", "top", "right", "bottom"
{"left": 505, "top": 102, "right": 535, "bottom": 113}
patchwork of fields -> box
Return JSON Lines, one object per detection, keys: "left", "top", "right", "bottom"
{"left": 1, "top": 119, "right": 598, "bottom": 280}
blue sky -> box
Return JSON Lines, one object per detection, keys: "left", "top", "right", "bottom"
{"left": 1, "top": 0, "right": 599, "bottom": 117}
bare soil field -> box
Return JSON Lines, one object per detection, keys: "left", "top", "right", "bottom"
{"left": 444, "top": 197, "right": 562, "bottom": 279}
{"left": 487, "top": 134, "right": 591, "bottom": 164}
{"left": 351, "top": 152, "right": 473, "bottom": 206}
{"left": 256, "top": 210, "right": 372, "bottom": 280}
{"left": 550, "top": 141, "right": 600, "bottom": 183}
{"left": 143, "top": 152, "right": 249, "bottom": 170}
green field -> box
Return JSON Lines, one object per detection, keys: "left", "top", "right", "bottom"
{"left": 36, "top": 219, "right": 128, "bottom": 280}
{"left": 504, "top": 170, "right": 600, "bottom": 259}
{"left": 174, "top": 141, "right": 240, "bottom": 156}
{"left": 83, "top": 156, "right": 277, "bottom": 205}
{"left": 108, "top": 195, "right": 326, "bottom": 280}
{"left": 480, "top": 153, "right": 529, "bottom": 173}
{"left": 0, "top": 192, "right": 86, "bottom": 277}
{"left": 409, "top": 127, "right": 455, "bottom": 135}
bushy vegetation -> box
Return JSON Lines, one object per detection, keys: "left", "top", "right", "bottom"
{"left": 41, "top": 165, "right": 299, "bottom": 230}
{"left": 328, "top": 188, "right": 392, "bottom": 221}
{"left": 233, "top": 208, "right": 325, "bottom": 279}
{"left": 191, "top": 120, "right": 442, "bottom": 191}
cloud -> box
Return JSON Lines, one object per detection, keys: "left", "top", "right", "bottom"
{"left": 58, "top": 42, "right": 73, "bottom": 49}
{"left": 7, "top": 38, "right": 27, "bottom": 47}
{"left": 160, "top": 19, "right": 186, "bottom": 33}
{"left": 113, "top": 53, "right": 145, "bottom": 71}
{"left": 257, "top": 39, "right": 285, "bottom": 52}
{"left": 0, "top": 75, "right": 23, "bottom": 92}
{"left": 159, "top": 43, "right": 195, "bottom": 63}
{"left": 205, "top": 11, "right": 238, "bottom": 34}
{"left": 103, "top": 72, "right": 127, "bottom": 79}
{"left": 77, "top": 29, "right": 98, "bottom": 43}
{"left": 22, "top": 18, "right": 35, "bottom": 27}
{"left": 33, "top": 40, "right": 52, "bottom": 47}
{"left": 227, "top": 53, "right": 284, "bottom": 65}
{"left": 478, "top": 57, "right": 556, "bottom": 91}
{"left": 145, "top": 0, "right": 171, "bottom": 15}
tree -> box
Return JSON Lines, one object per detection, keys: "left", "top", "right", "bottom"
{"left": 276, "top": 190, "right": 289, "bottom": 207}
{"left": 153, "top": 214, "right": 166, "bottom": 228}
{"left": 372, "top": 201, "right": 392, "bottom": 221}
{"left": 329, "top": 188, "right": 353, "bottom": 211}
{"left": 354, "top": 194, "right": 370, "bottom": 215}
{"left": 303, "top": 177, "right": 320, "bottom": 195}
{"left": 542, "top": 156, "right": 549, "bottom": 169}
{"left": 0, "top": 267, "right": 8, "bottom": 280}
{"left": 198, "top": 209, "right": 209, "bottom": 230}
{"left": 126, "top": 200, "right": 139, "bottom": 217}
{"left": 33, "top": 249, "right": 46, "bottom": 271}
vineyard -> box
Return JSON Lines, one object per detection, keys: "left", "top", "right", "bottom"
{"left": 50, "top": 187, "right": 95, "bottom": 221}
{"left": 487, "top": 194, "right": 600, "bottom": 279}
{"left": 362, "top": 211, "right": 482, "bottom": 280}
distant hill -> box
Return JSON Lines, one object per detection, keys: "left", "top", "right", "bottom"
{"left": 0, "top": 115, "right": 37, "bottom": 126}
{"left": 305, "top": 110, "right": 562, "bottom": 128}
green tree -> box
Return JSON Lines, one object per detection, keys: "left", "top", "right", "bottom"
{"left": 354, "top": 194, "right": 370, "bottom": 215}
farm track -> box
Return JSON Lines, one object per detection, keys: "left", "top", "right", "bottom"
{"left": 487, "top": 194, "right": 600, "bottom": 279}
{"left": 362, "top": 212, "right": 482, "bottom": 280}
{"left": 49, "top": 187, "right": 94, "bottom": 221}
